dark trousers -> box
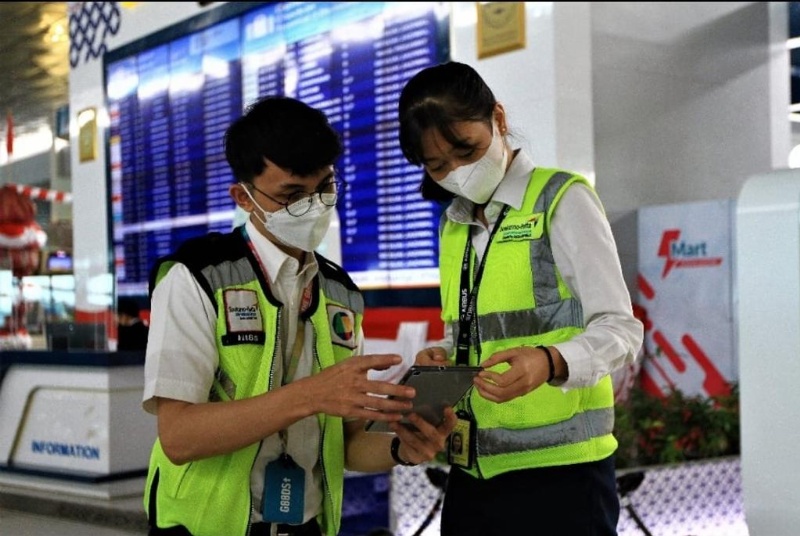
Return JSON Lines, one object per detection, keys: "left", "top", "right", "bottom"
{"left": 440, "top": 456, "right": 620, "bottom": 536}
{"left": 148, "top": 519, "right": 321, "bottom": 536}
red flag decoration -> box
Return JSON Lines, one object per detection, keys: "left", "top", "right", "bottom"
{"left": 5, "top": 111, "right": 13, "bottom": 155}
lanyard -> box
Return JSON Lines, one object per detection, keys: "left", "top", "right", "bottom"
{"left": 240, "top": 226, "right": 313, "bottom": 382}
{"left": 455, "top": 205, "right": 510, "bottom": 365}
{"left": 283, "top": 321, "right": 305, "bottom": 385}
{"left": 242, "top": 226, "right": 314, "bottom": 452}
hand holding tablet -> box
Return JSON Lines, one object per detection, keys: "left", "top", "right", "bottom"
{"left": 365, "top": 365, "right": 481, "bottom": 433}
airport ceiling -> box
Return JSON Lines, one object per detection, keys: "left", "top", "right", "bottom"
{"left": 0, "top": 2, "right": 69, "bottom": 136}
{"left": 1, "top": 3, "right": 800, "bottom": 138}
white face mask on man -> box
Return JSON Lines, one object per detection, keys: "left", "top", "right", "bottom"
{"left": 241, "top": 186, "right": 334, "bottom": 252}
{"left": 436, "top": 122, "right": 508, "bottom": 204}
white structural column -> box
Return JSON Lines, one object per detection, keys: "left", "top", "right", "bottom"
{"left": 736, "top": 169, "right": 800, "bottom": 535}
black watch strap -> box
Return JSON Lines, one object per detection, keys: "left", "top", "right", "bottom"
{"left": 390, "top": 436, "right": 415, "bottom": 466}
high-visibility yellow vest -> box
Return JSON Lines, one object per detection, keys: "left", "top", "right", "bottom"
{"left": 143, "top": 228, "right": 363, "bottom": 536}
{"left": 439, "top": 168, "right": 616, "bottom": 479}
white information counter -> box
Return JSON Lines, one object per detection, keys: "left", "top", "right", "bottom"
{"left": 0, "top": 350, "right": 155, "bottom": 498}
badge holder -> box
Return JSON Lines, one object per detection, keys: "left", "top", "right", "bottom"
{"left": 263, "top": 452, "right": 305, "bottom": 524}
{"left": 448, "top": 410, "right": 476, "bottom": 469}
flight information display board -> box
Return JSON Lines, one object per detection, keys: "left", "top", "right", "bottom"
{"left": 105, "top": 2, "right": 450, "bottom": 297}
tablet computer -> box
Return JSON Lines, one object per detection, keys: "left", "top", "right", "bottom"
{"left": 365, "top": 365, "right": 482, "bottom": 433}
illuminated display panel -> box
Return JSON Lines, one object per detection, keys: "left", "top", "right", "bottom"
{"left": 105, "top": 2, "right": 450, "bottom": 297}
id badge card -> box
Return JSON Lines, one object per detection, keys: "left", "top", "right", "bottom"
{"left": 448, "top": 411, "right": 475, "bottom": 469}
{"left": 263, "top": 454, "right": 305, "bottom": 524}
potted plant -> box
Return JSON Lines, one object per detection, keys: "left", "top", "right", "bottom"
{"left": 614, "top": 382, "right": 740, "bottom": 469}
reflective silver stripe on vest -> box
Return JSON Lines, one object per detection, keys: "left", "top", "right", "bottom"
{"left": 198, "top": 258, "right": 364, "bottom": 313}
{"left": 477, "top": 407, "right": 615, "bottom": 456}
{"left": 319, "top": 274, "right": 364, "bottom": 313}
{"left": 531, "top": 171, "right": 574, "bottom": 306}
{"left": 465, "top": 299, "right": 583, "bottom": 343}
{"left": 201, "top": 257, "right": 258, "bottom": 290}
{"left": 210, "top": 367, "right": 236, "bottom": 401}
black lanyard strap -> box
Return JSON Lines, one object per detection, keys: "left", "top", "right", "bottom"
{"left": 455, "top": 205, "right": 510, "bottom": 365}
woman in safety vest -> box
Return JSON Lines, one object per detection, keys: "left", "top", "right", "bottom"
{"left": 398, "top": 62, "right": 644, "bottom": 535}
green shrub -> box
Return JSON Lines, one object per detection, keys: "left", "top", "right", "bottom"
{"left": 613, "top": 383, "right": 740, "bottom": 468}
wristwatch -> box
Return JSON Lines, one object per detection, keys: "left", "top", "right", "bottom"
{"left": 390, "top": 436, "right": 415, "bottom": 466}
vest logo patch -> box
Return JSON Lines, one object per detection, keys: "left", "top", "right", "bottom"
{"left": 328, "top": 304, "right": 357, "bottom": 349}
{"left": 497, "top": 213, "right": 544, "bottom": 243}
{"left": 222, "top": 289, "right": 265, "bottom": 346}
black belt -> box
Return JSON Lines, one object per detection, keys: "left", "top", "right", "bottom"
{"left": 250, "top": 519, "right": 321, "bottom": 536}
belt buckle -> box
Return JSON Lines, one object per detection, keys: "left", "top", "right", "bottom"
{"left": 269, "top": 524, "right": 291, "bottom": 536}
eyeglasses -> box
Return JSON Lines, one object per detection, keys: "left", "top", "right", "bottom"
{"left": 248, "top": 178, "right": 345, "bottom": 217}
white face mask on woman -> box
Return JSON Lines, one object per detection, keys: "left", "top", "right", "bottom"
{"left": 436, "top": 123, "right": 508, "bottom": 204}
{"left": 241, "top": 186, "right": 334, "bottom": 252}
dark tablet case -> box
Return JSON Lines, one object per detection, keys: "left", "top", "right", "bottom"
{"left": 365, "top": 365, "right": 481, "bottom": 433}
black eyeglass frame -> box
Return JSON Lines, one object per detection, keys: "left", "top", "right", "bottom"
{"left": 245, "top": 178, "right": 346, "bottom": 217}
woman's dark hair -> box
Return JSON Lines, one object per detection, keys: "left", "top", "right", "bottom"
{"left": 224, "top": 96, "right": 343, "bottom": 183}
{"left": 398, "top": 62, "right": 498, "bottom": 202}
{"left": 117, "top": 297, "right": 141, "bottom": 318}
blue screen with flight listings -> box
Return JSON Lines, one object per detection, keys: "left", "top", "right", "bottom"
{"left": 104, "top": 2, "right": 450, "bottom": 298}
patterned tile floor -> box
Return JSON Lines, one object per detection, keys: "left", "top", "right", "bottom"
{"left": 0, "top": 458, "right": 752, "bottom": 536}
{"left": 391, "top": 457, "right": 751, "bottom": 536}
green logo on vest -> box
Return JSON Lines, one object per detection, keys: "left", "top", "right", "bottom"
{"left": 497, "top": 213, "right": 544, "bottom": 242}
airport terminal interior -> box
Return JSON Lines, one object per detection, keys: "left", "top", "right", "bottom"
{"left": 2, "top": 2, "right": 800, "bottom": 535}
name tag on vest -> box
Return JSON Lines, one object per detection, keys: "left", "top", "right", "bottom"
{"left": 221, "top": 289, "right": 266, "bottom": 346}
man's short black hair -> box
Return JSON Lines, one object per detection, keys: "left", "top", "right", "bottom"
{"left": 224, "top": 96, "right": 343, "bottom": 184}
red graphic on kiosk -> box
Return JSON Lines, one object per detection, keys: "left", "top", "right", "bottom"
{"left": 658, "top": 229, "right": 723, "bottom": 278}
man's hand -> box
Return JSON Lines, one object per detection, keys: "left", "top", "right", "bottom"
{"left": 302, "top": 353, "right": 415, "bottom": 421}
{"left": 390, "top": 407, "right": 458, "bottom": 465}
